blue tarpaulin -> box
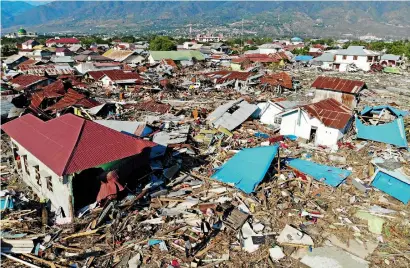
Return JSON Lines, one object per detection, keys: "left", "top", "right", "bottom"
{"left": 356, "top": 106, "right": 408, "bottom": 148}
{"left": 286, "top": 158, "right": 351, "bottom": 187}
{"left": 211, "top": 145, "right": 279, "bottom": 194}
{"left": 294, "top": 55, "right": 313, "bottom": 62}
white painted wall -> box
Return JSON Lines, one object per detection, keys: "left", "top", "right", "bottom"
{"left": 280, "top": 110, "right": 312, "bottom": 140}
{"left": 280, "top": 109, "right": 345, "bottom": 147}
{"left": 334, "top": 55, "right": 378, "bottom": 72}
{"left": 100, "top": 76, "right": 113, "bottom": 87}
{"left": 260, "top": 102, "right": 283, "bottom": 125}
{"left": 12, "top": 139, "right": 73, "bottom": 221}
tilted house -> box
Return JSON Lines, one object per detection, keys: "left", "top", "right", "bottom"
{"left": 280, "top": 98, "right": 353, "bottom": 148}
{"left": 311, "top": 76, "right": 366, "bottom": 109}
{"left": 1, "top": 114, "right": 156, "bottom": 222}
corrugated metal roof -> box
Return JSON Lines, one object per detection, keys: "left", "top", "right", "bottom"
{"left": 311, "top": 76, "right": 366, "bottom": 94}
{"left": 46, "top": 38, "right": 80, "bottom": 45}
{"left": 302, "top": 98, "right": 352, "bottom": 129}
{"left": 10, "top": 75, "right": 47, "bottom": 90}
{"left": 261, "top": 72, "right": 293, "bottom": 89}
{"left": 207, "top": 98, "right": 258, "bottom": 131}
{"left": 45, "top": 88, "right": 100, "bottom": 112}
{"left": 1, "top": 114, "right": 156, "bottom": 176}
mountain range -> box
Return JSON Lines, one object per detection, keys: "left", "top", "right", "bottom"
{"left": 2, "top": 1, "right": 410, "bottom": 37}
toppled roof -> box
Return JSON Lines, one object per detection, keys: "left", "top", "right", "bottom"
{"left": 161, "top": 59, "right": 178, "bottom": 68}
{"left": 234, "top": 52, "right": 289, "bottom": 63}
{"left": 46, "top": 38, "right": 80, "bottom": 45}
{"left": 45, "top": 88, "right": 100, "bottom": 112}
{"left": 10, "top": 75, "right": 47, "bottom": 91}
{"left": 205, "top": 70, "right": 253, "bottom": 83}
{"left": 40, "top": 79, "right": 66, "bottom": 94}
{"left": 355, "top": 106, "right": 408, "bottom": 148}
{"left": 261, "top": 72, "right": 293, "bottom": 89}
{"left": 311, "top": 76, "right": 366, "bottom": 94}
{"left": 1, "top": 114, "right": 156, "bottom": 176}
{"left": 207, "top": 98, "right": 258, "bottom": 131}
{"left": 302, "top": 98, "right": 352, "bottom": 129}
{"left": 211, "top": 145, "right": 279, "bottom": 194}
{"left": 150, "top": 50, "right": 205, "bottom": 61}
{"left": 87, "top": 70, "right": 141, "bottom": 82}
{"left": 103, "top": 49, "right": 134, "bottom": 62}
{"left": 3, "top": 54, "right": 27, "bottom": 64}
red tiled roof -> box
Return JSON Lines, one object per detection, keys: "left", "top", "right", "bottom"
{"left": 261, "top": 72, "right": 293, "bottom": 89}
{"left": 10, "top": 75, "right": 47, "bottom": 90}
{"left": 46, "top": 38, "right": 80, "bottom": 45}
{"left": 133, "top": 100, "right": 171, "bottom": 113}
{"left": 302, "top": 98, "right": 352, "bottom": 129}
{"left": 311, "top": 76, "right": 366, "bottom": 94}
{"left": 45, "top": 88, "right": 100, "bottom": 112}
{"left": 1, "top": 114, "right": 156, "bottom": 176}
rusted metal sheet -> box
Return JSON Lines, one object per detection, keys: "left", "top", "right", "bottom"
{"left": 311, "top": 76, "right": 366, "bottom": 94}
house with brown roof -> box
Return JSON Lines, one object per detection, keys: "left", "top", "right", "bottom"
{"left": 279, "top": 98, "right": 353, "bottom": 148}
{"left": 1, "top": 114, "right": 156, "bottom": 222}
{"left": 9, "top": 74, "right": 50, "bottom": 92}
{"left": 311, "top": 76, "right": 367, "bottom": 109}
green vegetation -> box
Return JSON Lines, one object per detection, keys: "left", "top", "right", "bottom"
{"left": 149, "top": 36, "right": 177, "bottom": 51}
{"left": 292, "top": 46, "right": 309, "bottom": 55}
{"left": 1, "top": 44, "right": 18, "bottom": 57}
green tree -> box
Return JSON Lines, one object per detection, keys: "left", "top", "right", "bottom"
{"left": 149, "top": 36, "right": 177, "bottom": 51}
{"left": 292, "top": 46, "right": 309, "bottom": 55}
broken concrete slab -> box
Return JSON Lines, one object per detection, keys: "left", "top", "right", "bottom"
{"left": 325, "top": 234, "right": 378, "bottom": 259}
{"left": 277, "top": 225, "right": 314, "bottom": 246}
{"left": 300, "top": 246, "right": 369, "bottom": 268}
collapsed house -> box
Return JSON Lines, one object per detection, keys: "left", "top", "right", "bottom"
{"left": 280, "top": 98, "right": 353, "bottom": 148}
{"left": 207, "top": 98, "right": 258, "bottom": 131}
{"left": 1, "top": 114, "right": 156, "bottom": 222}
{"left": 311, "top": 76, "right": 366, "bottom": 109}
{"left": 257, "top": 100, "right": 305, "bottom": 127}
{"left": 355, "top": 105, "right": 408, "bottom": 148}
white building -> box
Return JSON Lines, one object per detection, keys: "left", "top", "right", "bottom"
{"left": 279, "top": 98, "right": 352, "bottom": 148}
{"left": 258, "top": 100, "right": 304, "bottom": 126}
{"left": 334, "top": 46, "right": 380, "bottom": 72}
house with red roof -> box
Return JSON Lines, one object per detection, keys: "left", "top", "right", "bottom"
{"left": 86, "top": 70, "right": 142, "bottom": 89}
{"left": 9, "top": 74, "right": 51, "bottom": 92}
{"left": 1, "top": 113, "right": 156, "bottom": 222}
{"left": 311, "top": 76, "right": 367, "bottom": 109}
{"left": 279, "top": 98, "right": 353, "bottom": 148}
{"left": 46, "top": 37, "right": 80, "bottom": 47}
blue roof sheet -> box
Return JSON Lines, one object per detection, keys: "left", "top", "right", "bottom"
{"left": 211, "top": 145, "right": 279, "bottom": 194}
{"left": 356, "top": 106, "right": 408, "bottom": 148}
{"left": 295, "top": 55, "right": 313, "bottom": 62}
{"left": 286, "top": 158, "right": 351, "bottom": 187}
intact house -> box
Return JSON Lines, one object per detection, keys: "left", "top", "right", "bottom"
{"left": 334, "top": 46, "right": 380, "bottom": 72}
{"left": 380, "top": 54, "right": 404, "bottom": 67}
{"left": 1, "top": 114, "right": 156, "bottom": 222}
{"left": 85, "top": 70, "right": 142, "bottom": 90}
{"left": 22, "top": 40, "right": 40, "bottom": 50}
{"left": 311, "top": 76, "right": 366, "bottom": 109}
{"left": 279, "top": 98, "right": 353, "bottom": 148}
{"left": 45, "top": 37, "right": 80, "bottom": 47}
